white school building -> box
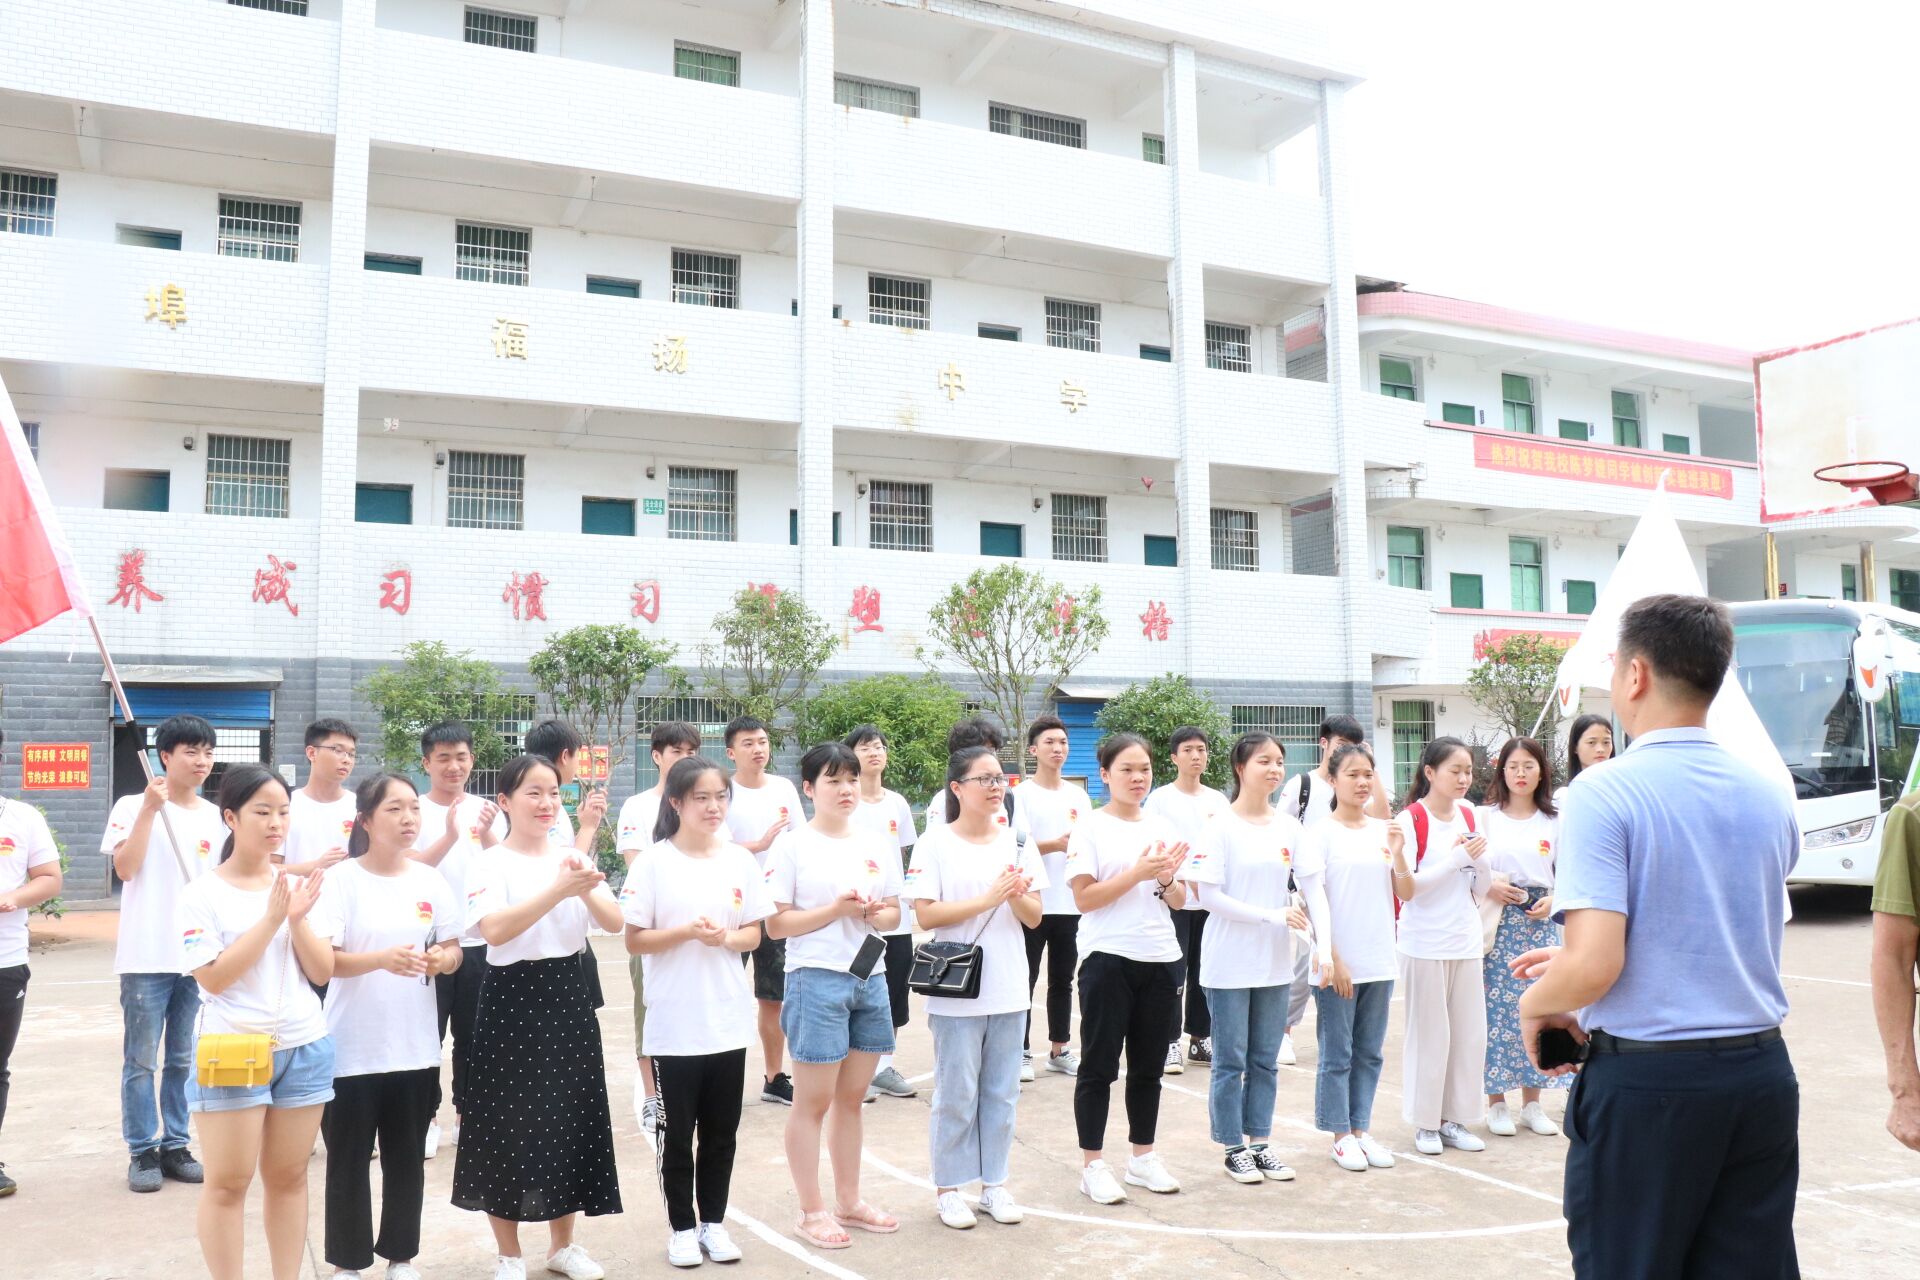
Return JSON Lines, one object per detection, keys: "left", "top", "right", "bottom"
{"left": 3, "top": 0, "right": 1917, "bottom": 895}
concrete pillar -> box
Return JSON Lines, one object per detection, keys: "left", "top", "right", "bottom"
{"left": 795, "top": 0, "right": 836, "bottom": 606}
{"left": 1165, "top": 44, "right": 1208, "bottom": 676}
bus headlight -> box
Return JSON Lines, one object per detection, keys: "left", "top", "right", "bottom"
{"left": 1802, "top": 819, "right": 1875, "bottom": 850}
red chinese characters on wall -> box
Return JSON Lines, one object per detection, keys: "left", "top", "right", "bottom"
{"left": 1052, "top": 593, "right": 1078, "bottom": 634}
{"left": 503, "top": 571, "right": 549, "bottom": 621}
{"left": 849, "top": 585, "right": 883, "bottom": 634}
{"left": 378, "top": 569, "right": 412, "bottom": 616}
{"left": 630, "top": 579, "right": 662, "bottom": 623}
{"left": 252, "top": 555, "right": 299, "bottom": 616}
{"left": 1140, "top": 600, "right": 1171, "bottom": 641}
{"left": 107, "top": 550, "right": 164, "bottom": 612}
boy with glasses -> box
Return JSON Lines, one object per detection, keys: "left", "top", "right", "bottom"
{"left": 280, "top": 717, "right": 358, "bottom": 876}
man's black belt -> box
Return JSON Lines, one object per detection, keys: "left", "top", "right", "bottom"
{"left": 1587, "top": 1026, "right": 1782, "bottom": 1055}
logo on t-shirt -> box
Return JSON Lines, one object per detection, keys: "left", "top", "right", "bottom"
{"left": 1187, "top": 849, "right": 1208, "bottom": 866}
{"left": 888, "top": 819, "right": 898, "bottom": 835}
{"left": 342, "top": 819, "right": 355, "bottom": 837}
{"left": 466, "top": 888, "right": 484, "bottom": 906}
{"left": 731, "top": 887, "right": 744, "bottom": 909}
{"left": 415, "top": 901, "right": 434, "bottom": 925}
{"left": 181, "top": 927, "right": 207, "bottom": 946}
{"left": 618, "top": 882, "right": 638, "bottom": 901}
{"left": 1537, "top": 839, "right": 1552, "bottom": 859}
{"left": 468, "top": 825, "right": 481, "bottom": 841}
{"left": 1068, "top": 808, "right": 1079, "bottom": 822}
{"left": 0, "top": 837, "right": 15, "bottom": 858}
{"left": 778, "top": 807, "right": 790, "bottom": 819}
{"left": 1281, "top": 847, "right": 1293, "bottom": 865}
{"left": 194, "top": 839, "right": 212, "bottom": 860}
{"left": 864, "top": 859, "right": 881, "bottom": 879}
{"left": 620, "top": 824, "right": 639, "bottom": 840}
{"left": 994, "top": 813, "right": 1008, "bottom": 826}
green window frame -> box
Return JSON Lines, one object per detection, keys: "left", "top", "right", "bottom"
{"left": 674, "top": 41, "right": 739, "bottom": 86}
{"left": 119, "top": 226, "right": 182, "bottom": 250}
{"left": 1144, "top": 534, "right": 1178, "bottom": 567}
{"left": 1892, "top": 569, "right": 1920, "bottom": 613}
{"left": 1557, "top": 419, "right": 1589, "bottom": 440}
{"left": 1441, "top": 402, "right": 1477, "bottom": 425}
{"left": 1501, "top": 373, "right": 1536, "bottom": 434}
{"left": 1612, "top": 390, "right": 1642, "bottom": 448}
{"left": 1392, "top": 700, "right": 1435, "bottom": 798}
{"left": 105, "top": 469, "right": 170, "bottom": 512}
{"left": 1450, "top": 572, "right": 1484, "bottom": 609}
{"left": 1510, "top": 536, "right": 1545, "bottom": 611}
{"left": 1566, "top": 579, "right": 1597, "bottom": 615}
{"left": 1142, "top": 134, "right": 1165, "bottom": 164}
{"left": 1386, "top": 525, "right": 1426, "bottom": 590}
{"left": 980, "top": 521, "right": 1024, "bottom": 557}
{"left": 354, "top": 483, "right": 412, "bottom": 525}
{"left": 1139, "top": 344, "right": 1171, "bottom": 362}
{"left": 978, "top": 323, "right": 1020, "bottom": 342}
{"left": 581, "top": 497, "right": 636, "bottom": 536}
{"left": 1841, "top": 563, "right": 1858, "bottom": 602}
{"left": 363, "top": 252, "right": 421, "bottom": 274}
{"left": 787, "top": 509, "right": 842, "bottom": 546}
{"left": 1379, "top": 356, "right": 1417, "bottom": 401}
{"left": 1662, "top": 434, "right": 1691, "bottom": 455}
{"left": 585, "top": 276, "right": 639, "bottom": 298}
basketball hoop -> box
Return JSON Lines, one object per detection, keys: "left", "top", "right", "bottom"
{"left": 1812, "top": 460, "right": 1918, "bottom": 506}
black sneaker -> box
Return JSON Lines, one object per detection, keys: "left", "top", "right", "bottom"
{"left": 0, "top": 1162, "right": 15, "bottom": 1197}
{"left": 1250, "top": 1145, "right": 1296, "bottom": 1182}
{"left": 761, "top": 1072, "right": 794, "bottom": 1106}
{"left": 128, "top": 1150, "right": 163, "bottom": 1193}
{"left": 1188, "top": 1037, "right": 1213, "bottom": 1065}
{"left": 160, "top": 1147, "right": 204, "bottom": 1184}
{"left": 1223, "top": 1146, "right": 1261, "bottom": 1184}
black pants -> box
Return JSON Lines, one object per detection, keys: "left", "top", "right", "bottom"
{"left": 882, "top": 934, "right": 915, "bottom": 1029}
{"left": 1073, "top": 951, "right": 1178, "bottom": 1151}
{"left": 322, "top": 1068, "right": 441, "bottom": 1270}
{"left": 1169, "top": 910, "right": 1211, "bottom": 1041}
{"left": 0, "top": 964, "right": 26, "bottom": 1141}
{"left": 653, "top": 1049, "right": 746, "bottom": 1231}
{"left": 1564, "top": 1036, "right": 1799, "bottom": 1279}
{"left": 435, "top": 944, "right": 488, "bottom": 1114}
{"left": 1023, "top": 915, "right": 1079, "bottom": 1049}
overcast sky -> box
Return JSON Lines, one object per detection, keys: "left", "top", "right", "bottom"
{"left": 1310, "top": 0, "right": 1920, "bottom": 352}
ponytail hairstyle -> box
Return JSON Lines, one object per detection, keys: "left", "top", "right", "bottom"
{"left": 944, "top": 744, "right": 1000, "bottom": 824}
{"left": 1566, "top": 714, "right": 1614, "bottom": 783}
{"left": 1403, "top": 735, "right": 1471, "bottom": 810}
{"left": 494, "top": 753, "right": 561, "bottom": 834}
{"left": 1327, "top": 740, "right": 1374, "bottom": 779}
{"left": 347, "top": 772, "right": 416, "bottom": 858}
{"left": 653, "top": 754, "right": 728, "bottom": 844}
{"left": 215, "top": 764, "right": 290, "bottom": 863}
{"left": 1227, "top": 732, "right": 1283, "bottom": 801}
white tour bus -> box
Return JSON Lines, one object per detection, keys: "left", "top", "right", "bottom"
{"left": 1730, "top": 598, "right": 1920, "bottom": 885}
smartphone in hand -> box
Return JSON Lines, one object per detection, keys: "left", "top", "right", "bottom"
{"left": 1538, "top": 1027, "right": 1588, "bottom": 1070}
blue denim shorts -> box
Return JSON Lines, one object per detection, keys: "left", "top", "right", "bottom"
{"left": 780, "top": 966, "right": 895, "bottom": 1065}
{"left": 188, "top": 1036, "right": 335, "bottom": 1113}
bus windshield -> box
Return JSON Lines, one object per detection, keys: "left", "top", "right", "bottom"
{"left": 1733, "top": 621, "right": 1873, "bottom": 800}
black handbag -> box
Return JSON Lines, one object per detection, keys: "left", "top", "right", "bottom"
{"left": 908, "top": 902, "right": 1003, "bottom": 999}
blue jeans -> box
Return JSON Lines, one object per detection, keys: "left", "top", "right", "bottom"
{"left": 779, "top": 966, "right": 894, "bottom": 1065}
{"left": 1202, "top": 984, "right": 1287, "bottom": 1145}
{"left": 188, "top": 1037, "right": 335, "bottom": 1113}
{"left": 120, "top": 972, "right": 199, "bottom": 1156}
{"left": 928, "top": 1011, "right": 1025, "bottom": 1188}
{"left": 1312, "top": 978, "right": 1393, "bottom": 1134}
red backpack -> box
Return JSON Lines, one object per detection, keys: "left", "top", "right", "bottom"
{"left": 1395, "top": 801, "right": 1475, "bottom": 919}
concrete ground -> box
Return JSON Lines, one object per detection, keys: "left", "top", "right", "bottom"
{"left": 6, "top": 886, "right": 1918, "bottom": 1279}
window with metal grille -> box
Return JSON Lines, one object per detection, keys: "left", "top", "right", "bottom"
{"left": 20, "top": 421, "right": 38, "bottom": 462}
{"left": 229, "top": 0, "right": 309, "bottom": 13}
{"left": 1142, "top": 134, "right": 1166, "bottom": 164}
{"left": 0, "top": 170, "right": 57, "bottom": 236}
{"left": 1045, "top": 299, "right": 1101, "bottom": 352}
{"left": 1231, "top": 705, "right": 1325, "bottom": 781}
{"left": 667, "top": 466, "right": 736, "bottom": 542}
{"left": 465, "top": 6, "right": 536, "bottom": 51}
{"left": 835, "top": 75, "right": 919, "bottom": 117}
{"left": 671, "top": 249, "right": 739, "bottom": 308}
{"left": 869, "top": 480, "right": 932, "bottom": 552}
{"left": 1209, "top": 508, "right": 1259, "bottom": 571}
{"left": 1387, "top": 526, "right": 1426, "bottom": 590}
{"left": 867, "top": 274, "right": 929, "bottom": 330}
{"left": 217, "top": 196, "right": 301, "bottom": 262}
{"left": 204, "top": 435, "right": 291, "bottom": 518}
{"left": 446, "top": 450, "right": 525, "bottom": 530}
{"left": 1205, "top": 322, "right": 1253, "bottom": 372}
{"left": 633, "top": 696, "right": 729, "bottom": 789}
{"left": 1501, "top": 372, "right": 1536, "bottom": 434}
{"left": 461, "top": 692, "right": 538, "bottom": 798}
{"left": 1379, "top": 355, "right": 1418, "bottom": 400}
{"left": 675, "top": 41, "right": 739, "bottom": 85}
{"left": 1050, "top": 493, "right": 1107, "bottom": 563}
{"left": 140, "top": 724, "right": 275, "bottom": 811}
{"left": 989, "top": 103, "right": 1086, "bottom": 149}
{"left": 456, "top": 223, "right": 530, "bottom": 286}
{"left": 1391, "top": 700, "right": 1435, "bottom": 797}
{"left": 1612, "top": 390, "right": 1642, "bottom": 448}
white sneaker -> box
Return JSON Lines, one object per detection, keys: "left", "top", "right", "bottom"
{"left": 1356, "top": 1133, "right": 1395, "bottom": 1168}
{"left": 1124, "top": 1151, "right": 1180, "bottom": 1194}
{"left": 386, "top": 1266, "right": 423, "bottom": 1280}
{"left": 697, "top": 1222, "right": 742, "bottom": 1262}
{"left": 1520, "top": 1101, "right": 1561, "bottom": 1136}
{"left": 633, "top": 1070, "right": 649, "bottom": 1129}
{"left": 1331, "top": 1135, "right": 1369, "bottom": 1172}
{"left": 332, "top": 1271, "right": 364, "bottom": 1280}
{"left": 494, "top": 1260, "right": 527, "bottom": 1280}
{"left": 1045, "top": 1049, "right": 1080, "bottom": 1075}
{"left": 446, "top": 1122, "right": 460, "bottom": 1148}
{"left": 667, "top": 1229, "right": 703, "bottom": 1267}
{"left": 546, "top": 1244, "right": 606, "bottom": 1280}
{"left": 1277, "top": 1032, "right": 1297, "bottom": 1067}
{"left": 936, "top": 1190, "right": 977, "bottom": 1229}
{"left": 1163, "top": 1042, "right": 1185, "bottom": 1075}
{"left": 978, "top": 1185, "right": 1024, "bottom": 1224}
{"left": 1079, "top": 1160, "right": 1128, "bottom": 1204}
{"left": 1438, "top": 1122, "right": 1486, "bottom": 1152}
{"left": 1487, "top": 1100, "right": 1517, "bottom": 1137}
{"left": 423, "top": 1121, "right": 440, "bottom": 1160}
{"left": 1019, "top": 1057, "right": 1036, "bottom": 1083}
{"left": 1413, "top": 1128, "right": 1443, "bottom": 1156}
{"left": 641, "top": 1096, "right": 664, "bottom": 1137}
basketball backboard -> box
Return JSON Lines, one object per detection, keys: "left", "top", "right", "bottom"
{"left": 1754, "top": 314, "right": 1920, "bottom": 522}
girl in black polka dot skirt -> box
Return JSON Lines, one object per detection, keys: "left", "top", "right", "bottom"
{"left": 453, "top": 755, "right": 624, "bottom": 1280}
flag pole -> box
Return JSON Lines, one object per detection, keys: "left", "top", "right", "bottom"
{"left": 89, "top": 614, "right": 195, "bottom": 881}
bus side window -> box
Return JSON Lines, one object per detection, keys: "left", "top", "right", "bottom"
{"left": 1879, "top": 671, "right": 1920, "bottom": 805}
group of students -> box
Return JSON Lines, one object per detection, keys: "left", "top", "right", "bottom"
{"left": 1, "top": 696, "right": 1624, "bottom": 1278}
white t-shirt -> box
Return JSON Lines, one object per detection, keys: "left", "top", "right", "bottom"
{"left": 618, "top": 841, "right": 774, "bottom": 1056}
{"left": 1017, "top": 778, "right": 1091, "bottom": 916}
{"left": 764, "top": 825, "right": 903, "bottom": 974}
{"left": 0, "top": 798, "right": 59, "bottom": 968}
{"left": 547, "top": 806, "right": 576, "bottom": 849}
{"left": 1279, "top": 772, "right": 1338, "bottom": 831}
{"left": 283, "top": 789, "right": 355, "bottom": 867}
{"left": 463, "top": 843, "right": 600, "bottom": 966}
{"left": 850, "top": 789, "right": 917, "bottom": 936}
{"left": 1186, "top": 809, "right": 1300, "bottom": 989}
{"left": 616, "top": 789, "right": 664, "bottom": 857}
{"left": 311, "top": 860, "right": 455, "bottom": 1077}
{"left": 177, "top": 872, "right": 330, "bottom": 1048}
{"left": 1144, "top": 783, "right": 1229, "bottom": 911}
{"left": 102, "top": 794, "right": 226, "bottom": 975}
{"left": 907, "top": 824, "right": 1049, "bottom": 1018}
{"left": 415, "top": 793, "right": 501, "bottom": 945}
{"left": 1062, "top": 808, "right": 1182, "bottom": 964}
{"left": 1295, "top": 817, "right": 1398, "bottom": 985}
{"left": 1391, "top": 801, "right": 1488, "bottom": 961}
{"left": 725, "top": 774, "right": 804, "bottom": 867}
{"left": 1481, "top": 807, "right": 1559, "bottom": 891}
{"left": 923, "top": 786, "right": 1031, "bottom": 848}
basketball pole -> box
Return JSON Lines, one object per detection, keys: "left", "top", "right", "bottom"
{"left": 1862, "top": 542, "right": 1878, "bottom": 602}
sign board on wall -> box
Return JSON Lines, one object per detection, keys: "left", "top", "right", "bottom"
{"left": 20, "top": 743, "right": 91, "bottom": 790}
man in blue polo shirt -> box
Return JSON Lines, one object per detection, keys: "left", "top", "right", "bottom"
{"left": 1519, "top": 593, "right": 1800, "bottom": 1278}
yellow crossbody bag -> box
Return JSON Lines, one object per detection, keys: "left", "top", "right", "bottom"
{"left": 194, "top": 908, "right": 290, "bottom": 1088}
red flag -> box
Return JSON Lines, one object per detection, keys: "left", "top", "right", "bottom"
{"left": 0, "top": 372, "right": 93, "bottom": 643}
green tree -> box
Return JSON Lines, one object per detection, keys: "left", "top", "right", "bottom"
{"left": 359, "top": 641, "right": 519, "bottom": 775}
{"left": 1464, "top": 631, "right": 1571, "bottom": 777}
{"left": 30, "top": 804, "right": 69, "bottom": 919}
{"left": 795, "top": 674, "right": 968, "bottom": 805}
{"left": 1094, "top": 674, "right": 1232, "bottom": 792}
{"left": 920, "top": 563, "right": 1109, "bottom": 771}
{"left": 692, "top": 586, "right": 837, "bottom": 746}
{"left": 529, "top": 624, "right": 679, "bottom": 776}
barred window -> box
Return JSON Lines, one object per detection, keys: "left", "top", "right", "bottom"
{"left": 835, "top": 75, "right": 919, "bottom": 117}
{"left": 1209, "top": 508, "right": 1259, "bottom": 572}
{"left": 465, "top": 6, "right": 536, "bottom": 51}
{"left": 867, "top": 274, "right": 929, "bottom": 330}
{"left": 674, "top": 41, "right": 739, "bottom": 86}
{"left": 1205, "top": 322, "right": 1253, "bottom": 373}
{"left": 456, "top": 223, "right": 530, "bottom": 286}
{"left": 462, "top": 692, "right": 539, "bottom": 798}
{"left": 668, "top": 466, "right": 736, "bottom": 541}
{"left": 1230, "top": 705, "right": 1324, "bottom": 781}
{"left": 204, "top": 434, "right": 291, "bottom": 519}
{"left": 20, "top": 421, "right": 40, "bottom": 462}
{"left": 869, "top": 480, "right": 932, "bottom": 552}
{"left": 446, "top": 450, "right": 525, "bottom": 530}
{"left": 1142, "top": 134, "right": 1166, "bottom": 164}
{"left": 671, "top": 249, "right": 739, "bottom": 308}
{"left": 217, "top": 196, "right": 301, "bottom": 262}
{"left": 228, "top": 0, "right": 309, "bottom": 13}
{"left": 1392, "top": 701, "right": 1435, "bottom": 796}
{"left": 633, "top": 696, "right": 730, "bottom": 789}
{"left": 0, "top": 170, "right": 56, "bottom": 236}
{"left": 1045, "top": 298, "right": 1101, "bottom": 353}
{"left": 989, "top": 103, "right": 1085, "bottom": 149}
{"left": 1050, "top": 493, "right": 1107, "bottom": 563}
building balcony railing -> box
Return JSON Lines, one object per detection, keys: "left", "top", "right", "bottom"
{"left": 1429, "top": 606, "right": 1587, "bottom": 686}
{"left": 1198, "top": 570, "right": 1344, "bottom": 678}
{"left": 1195, "top": 367, "right": 1336, "bottom": 476}
{"left": 1366, "top": 581, "right": 1433, "bottom": 661}
{"left": 1188, "top": 172, "right": 1326, "bottom": 281}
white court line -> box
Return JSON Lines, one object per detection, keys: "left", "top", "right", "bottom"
{"left": 904, "top": 1070, "right": 936, "bottom": 1086}
{"left": 1808, "top": 1176, "right": 1920, "bottom": 1195}
{"left": 1781, "top": 972, "right": 1871, "bottom": 988}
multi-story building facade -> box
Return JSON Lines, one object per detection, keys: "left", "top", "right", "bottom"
{"left": 4, "top": 0, "right": 1915, "bottom": 893}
